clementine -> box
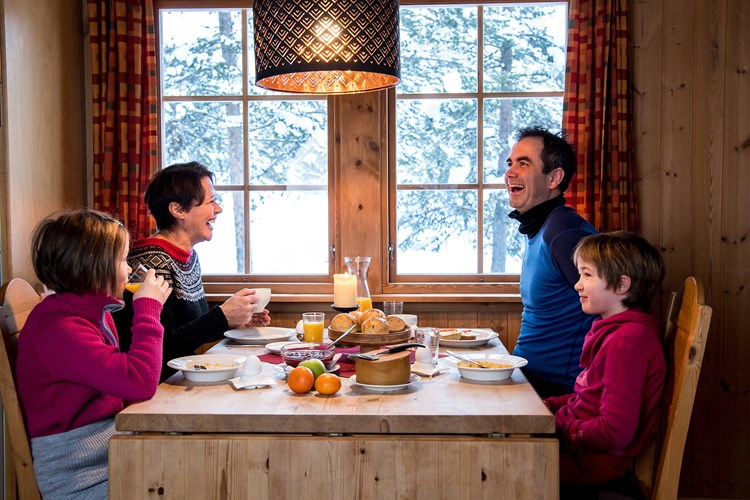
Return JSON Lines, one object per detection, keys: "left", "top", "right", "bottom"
{"left": 288, "top": 366, "right": 314, "bottom": 394}
{"left": 314, "top": 373, "right": 342, "bottom": 395}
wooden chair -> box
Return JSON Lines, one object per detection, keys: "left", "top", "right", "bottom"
{"left": 633, "top": 276, "right": 712, "bottom": 500}
{"left": 0, "top": 278, "right": 43, "bottom": 499}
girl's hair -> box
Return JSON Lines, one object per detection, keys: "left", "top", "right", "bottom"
{"left": 573, "top": 231, "right": 665, "bottom": 312}
{"left": 145, "top": 161, "right": 215, "bottom": 232}
{"left": 32, "top": 209, "right": 129, "bottom": 295}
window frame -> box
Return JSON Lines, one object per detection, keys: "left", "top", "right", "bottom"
{"left": 386, "top": 1, "right": 566, "bottom": 287}
{"left": 153, "top": 0, "right": 565, "bottom": 298}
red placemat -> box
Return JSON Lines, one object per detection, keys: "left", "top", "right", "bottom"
{"left": 258, "top": 345, "right": 428, "bottom": 378}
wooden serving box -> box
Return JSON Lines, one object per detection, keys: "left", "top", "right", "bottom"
{"left": 327, "top": 328, "right": 411, "bottom": 352}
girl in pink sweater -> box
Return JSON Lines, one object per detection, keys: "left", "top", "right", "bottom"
{"left": 17, "top": 209, "right": 171, "bottom": 499}
{"left": 545, "top": 231, "right": 666, "bottom": 487}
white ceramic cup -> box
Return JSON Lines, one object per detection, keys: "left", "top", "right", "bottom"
{"left": 250, "top": 288, "right": 272, "bottom": 312}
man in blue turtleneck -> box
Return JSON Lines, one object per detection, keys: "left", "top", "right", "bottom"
{"left": 505, "top": 126, "right": 597, "bottom": 398}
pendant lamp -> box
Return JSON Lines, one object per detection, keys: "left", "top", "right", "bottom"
{"left": 253, "top": 0, "right": 401, "bottom": 94}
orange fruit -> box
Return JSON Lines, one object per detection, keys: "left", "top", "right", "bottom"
{"left": 314, "top": 373, "right": 342, "bottom": 395}
{"left": 288, "top": 366, "right": 314, "bottom": 394}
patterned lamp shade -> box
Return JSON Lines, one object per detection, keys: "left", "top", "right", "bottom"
{"left": 253, "top": 0, "right": 401, "bottom": 94}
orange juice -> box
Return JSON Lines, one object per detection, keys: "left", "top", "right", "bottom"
{"left": 303, "top": 321, "right": 324, "bottom": 343}
{"left": 357, "top": 296, "right": 373, "bottom": 312}
{"left": 124, "top": 283, "right": 141, "bottom": 294}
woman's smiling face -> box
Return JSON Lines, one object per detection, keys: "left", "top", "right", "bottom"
{"left": 183, "top": 176, "right": 223, "bottom": 247}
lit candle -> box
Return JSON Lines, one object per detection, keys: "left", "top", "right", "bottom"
{"left": 333, "top": 272, "right": 357, "bottom": 307}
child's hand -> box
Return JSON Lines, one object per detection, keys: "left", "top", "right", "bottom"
{"left": 133, "top": 269, "right": 172, "bottom": 305}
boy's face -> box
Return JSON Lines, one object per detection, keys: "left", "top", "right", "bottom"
{"left": 574, "top": 257, "right": 629, "bottom": 319}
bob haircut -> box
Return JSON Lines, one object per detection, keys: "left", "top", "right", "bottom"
{"left": 573, "top": 231, "right": 665, "bottom": 312}
{"left": 32, "top": 209, "right": 128, "bottom": 295}
{"left": 515, "top": 126, "right": 577, "bottom": 193}
{"left": 145, "top": 161, "right": 215, "bottom": 231}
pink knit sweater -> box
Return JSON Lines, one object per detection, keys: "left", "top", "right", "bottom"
{"left": 17, "top": 292, "right": 164, "bottom": 438}
{"left": 546, "top": 309, "right": 666, "bottom": 459}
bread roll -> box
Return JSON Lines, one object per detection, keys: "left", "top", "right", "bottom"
{"left": 360, "top": 308, "right": 386, "bottom": 325}
{"left": 386, "top": 315, "right": 407, "bottom": 332}
{"left": 361, "top": 317, "right": 390, "bottom": 334}
{"left": 330, "top": 313, "right": 357, "bottom": 332}
{"left": 350, "top": 310, "right": 363, "bottom": 329}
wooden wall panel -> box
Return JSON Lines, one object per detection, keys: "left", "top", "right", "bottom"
{"left": 720, "top": 1, "right": 750, "bottom": 495}
{"left": 2, "top": 0, "right": 85, "bottom": 282}
{"left": 634, "top": 0, "right": 750, "bottom": 497}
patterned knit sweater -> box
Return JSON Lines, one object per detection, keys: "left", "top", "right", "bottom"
{"left": 113, "top": 237, "right": 229, "bottom": 381}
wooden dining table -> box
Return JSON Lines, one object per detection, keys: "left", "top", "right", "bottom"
{"left": 109, "top": 332, "right": 559, "bottom": 499}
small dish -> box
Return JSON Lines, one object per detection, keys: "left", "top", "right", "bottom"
{"left": 274, "top": 363, "right": 341, "bottom": 379}
{"left": 224, "top": 327, "right": 295, "bottom": 345}
{"left": 411, "top": 362, "right": 448, "bottom": 377}
{"left": 265, "top": 340, "right": 299, "bottom": 354}
{"left": 167, "top": 354, "right": 247, "bottom": 382}
{"left": 280, "top": 342, "right": 335, "bottom": 367}
{"left": 438, "top": 329, "right": 498, "bottom": 348}
{"left": 444, "top": 353, "right": 527, "bottom": 382}
{"left": 350, "top": 374, "right": 420, "bottom": 392}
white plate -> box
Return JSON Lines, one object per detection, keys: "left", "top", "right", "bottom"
{"left": 438, "top": 329, "right": 498, "bottom": 348}
{"left": 350, "top": 374, "right": 421, "bottom": 392}
{"left": 167, "top": 354, "right": 247, "bottom": 382}
{"left": 265, "top": 340, "right": 299, "bottom": 353}
{"left": 224, "top": 327, "right": 295, "bottom": 345}
{"left": 444, "top": 353, "right": 527, "bottom": 381}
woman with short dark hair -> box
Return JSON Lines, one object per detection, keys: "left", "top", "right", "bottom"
{"left": 114, "top": 162, "right": 271, "bottom": 381}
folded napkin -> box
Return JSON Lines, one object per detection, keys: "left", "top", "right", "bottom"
{"left": 411, "top": 362, "right": 450, "bottom": 377}
{"left": 229, "top": 375, "right": 276, "bottom": 390}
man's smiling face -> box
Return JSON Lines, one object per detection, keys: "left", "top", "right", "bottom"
{"left": 504, "top": 136, "right": 562, "bottom": 214}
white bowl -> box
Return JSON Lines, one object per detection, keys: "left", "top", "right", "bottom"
{"left": 250, "top": 288, "right": 272, "bottom": 312}
{"left": 392, "top": 314, "right": 418, "bottom": 327}
{"left": 448, "top": 353, "right": 527, "bottom": 382}
{"left": 167, "top": 354, "right": 247, "bottom": 382}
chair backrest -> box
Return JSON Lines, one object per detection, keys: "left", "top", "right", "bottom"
{"left": 635, "top": 277, "right": 712, "bottom": 500}
{"left": 0, "top": 278, "right": 43, "bottom": 500}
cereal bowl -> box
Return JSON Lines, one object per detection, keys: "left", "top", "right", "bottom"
{"left": 280, "top": 342, "right": 336, "bottom": 368}
{"left": 446, "top": 353, "right": 527, "bottom": 382}
{"left": 167, "top": 354, "right": 247, "bottom": 382}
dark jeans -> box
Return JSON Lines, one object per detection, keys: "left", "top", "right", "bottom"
{"left": 522, "top": 369, "right": 572, "bottom": 398}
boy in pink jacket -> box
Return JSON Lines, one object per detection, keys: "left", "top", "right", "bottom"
{"left": 545, "top": 231, "right": 666, "bottom": 486}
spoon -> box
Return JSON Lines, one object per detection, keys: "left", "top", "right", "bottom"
{"left": 445, "top": 349, "right": 488, "bottom": 369}
{"left": 324, "top": 324, "right": 357, "bottom": 353}
{"left": 326, "top": 353, "right": 342, "bottom": 371}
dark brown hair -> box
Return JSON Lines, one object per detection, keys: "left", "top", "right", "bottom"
{"left": 515, "top": 126, "right": 577, "bottom": 192}
{"left": 32, "top": 209, "right": 128, "bottom": 295}
{"left": 573, "top": 231, "right": 665, "bottom": 312}
{"left": 145, "top": 161, "right": 215, "bottom": 231}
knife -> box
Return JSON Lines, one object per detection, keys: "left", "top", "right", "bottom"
{"left": 348, "top": 342, "right": 425, "bottom": 361}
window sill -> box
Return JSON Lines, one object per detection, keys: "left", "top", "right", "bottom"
{"left": 206, "top": 293, "right": 522, "bottom": 304}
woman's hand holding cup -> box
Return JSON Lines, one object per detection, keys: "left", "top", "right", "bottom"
{"left": 221, "top": 288, "right": 272, "bottom": 328}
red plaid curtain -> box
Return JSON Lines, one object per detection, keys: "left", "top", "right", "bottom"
{"left": 563, "top": 0, "right": 638, "bottom": 231}
{"left": 88, "top": 0, "right": 157, "bottom": 239}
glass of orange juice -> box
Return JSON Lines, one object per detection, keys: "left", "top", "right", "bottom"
{"left": 302, "top": 312, "right": 325, "bottom": 343}
{"left": 125, "top": 264, "right": 148, "bottom": 294}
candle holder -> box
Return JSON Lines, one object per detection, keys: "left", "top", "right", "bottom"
{"left": 331, "top": 305, "right": 359, "bottom": 314}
